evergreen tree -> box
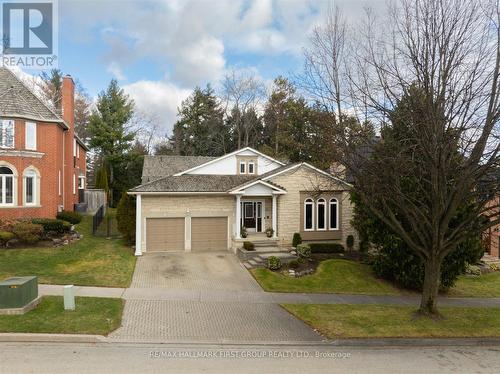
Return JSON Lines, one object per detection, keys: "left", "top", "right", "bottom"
{"left": 116, "top": 192, "right": 136, "bottom": 245}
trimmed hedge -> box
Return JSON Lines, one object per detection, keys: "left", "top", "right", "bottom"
{"left": 31, "top": 218, "right": 71, "bottom": 234}
{"left": 267, "top": 256, "right": 282, "bottom": 270}
{"left": 308, "top": 242, "right": 345, "bottom": 253}
{"left": 56, "top": 211, "right": 83, "bottom": 225}
{"left": 292, "top": 233, "right": 302, "bottom": 247}
{"left": 0, "top": 231, "right": 15, "bottom": 244}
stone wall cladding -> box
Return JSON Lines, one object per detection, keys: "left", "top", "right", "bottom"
{"left": 269, "top": 166, "right": 358, "bottom": 248}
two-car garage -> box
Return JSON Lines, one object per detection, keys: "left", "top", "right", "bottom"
{"left": 145, "top": 217, "right": 228, "bottom": 252}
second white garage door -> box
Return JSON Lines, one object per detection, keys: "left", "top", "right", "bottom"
{"left": 191, "top": 217, "right": 228, "bottom": 252}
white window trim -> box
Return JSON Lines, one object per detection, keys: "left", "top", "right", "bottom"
{"left": 25, "top": 122, "right": 37, "bottom": 151}
{"left": 304, "top": 198, "right": 315, "bottom": 231}
{"left": 1, "top": 119, "right": 15, "bottom": 149}
{"left": 78, "top": 175, "right": 85, "bottom": 189}
{"left": 317, "top": 198, "right": 327, "bottom": 231}
{"left": 73, "top": 139, "right": 77, "bottom": 157}
{"left": 248, "top": 161, "right": 255, "bottom": 174}
{"left": 329, "top": 198, "right": 339, "bottom": 230}
{"left": 23, "top": 169, "right": 38, "bottom": 206}
{"left": 0, "top": 164, "right": 16, "bottom": 207}
{"left": 239, "top": 161, "right": 246, "bottom": 174}
{"left": 73, "top": 174, "right": 76, "bottom": 195}
{"left": 76, "top": 142, "right": 80, "bottom": 159}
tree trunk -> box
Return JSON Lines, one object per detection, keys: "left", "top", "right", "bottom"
{"left": 419, "top": 258, "right": 441, "bottom": 316}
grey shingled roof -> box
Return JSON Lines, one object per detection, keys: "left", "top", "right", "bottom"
{"left": 131, "top": 174, "right": 255, "bottom": 193}
{"left": 0, "top": 67, "right": 66, "bottom": 126}
{"left": 141, "top": 155, "right": 216, "bottom": 183}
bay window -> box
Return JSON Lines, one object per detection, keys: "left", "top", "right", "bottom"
{"left": 25, "top": 122, "right": 36, "bottom": 150}
{"left": 24, "top": 169, "right": 37, "bottom": 205}
{"left": 329, "top": 198, "right": 339, "bottom": 230}
{"left": 0, "top": 120, "right": 14, "bottom": 148}
{"left": 317, "top": 198, "right": 326, "bottom": 230}
{"left": 0, "top": 166, "right": 14, "bottom": 205}
{"left": 304, "top": 198, "right": 314, "bottom": 230}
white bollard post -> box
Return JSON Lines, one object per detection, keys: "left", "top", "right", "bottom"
{"left": 63, "top": 285, "right": 75, "bottom": 310}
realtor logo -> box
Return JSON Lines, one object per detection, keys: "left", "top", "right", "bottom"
{"left": 1, "top": 0, "right": 58, "bottom": 69}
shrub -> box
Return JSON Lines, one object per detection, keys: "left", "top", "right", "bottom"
{"left": 308, "top": 243, "right": 345, "bottom": 253}
{"left": 0, "top": 218, "right": 16, "bottom": 232}
{"left": 346, "top": 235, "right": 355, "bottom": 250}
{"left": 243, "top": 241, "right": 255, "bottom": 251}
{"left": 292, "top": 233, "right": 302, "bottom": 247}
{"left": 372, "top": 236, "right": 485, "bottom": 291}
{"left": 12, "top": 222, "right": 43, "bottom": 244}
{"left": 0, "top": 231, "right": 15, "bottom": 245}
{"left": 116, "top": 192, "right": 136, "bottom": 244}
{"left": 267, "top": 256, "right": 282, "bottom": 270}
{"left": 288, "top": 259, "right": 300, "bottom": 269}
{"left": 31, "top": 218, "right": 71, "bottom": 234}
{"left": 296, "top": 244, "right": 312, "bottom": 259}
{"left": 56, "top": 211, "right": 82, "bottom": 224}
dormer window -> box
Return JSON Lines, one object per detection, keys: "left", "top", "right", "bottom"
{"left": 240, "top": 161, "right": 246, "bottom": 174}
{"left": 0, "top": 120, "right": 14, "bottom": 148}
{"left": 248, "top": 161, "right": 255, "bottom": 174}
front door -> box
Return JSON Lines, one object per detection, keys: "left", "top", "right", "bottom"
{"left": 243, "top": 202, "right": 256, "bottom": 230}
{"left": 242, "top": 201, "right": 263, "bottom": 232}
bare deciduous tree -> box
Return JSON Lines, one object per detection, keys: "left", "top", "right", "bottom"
{"left": 304, "top": 0, "right": 500, "bottom": 315}
{"left": 221, "top": 69, "right": 266, "bottom": 148}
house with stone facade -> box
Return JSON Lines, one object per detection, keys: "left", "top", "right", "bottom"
{"left": 0, "top": 67, "right": 87, "bottom": 219}
{"left": 129, "top": 147, "right": 357, "bottom": 255}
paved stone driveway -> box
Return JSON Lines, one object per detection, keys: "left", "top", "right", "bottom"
{"left": 131, "top": 252, "right": 261, "bottom": 291}
{"left": 109, "top": 252, "right": 322, "bottom": 343}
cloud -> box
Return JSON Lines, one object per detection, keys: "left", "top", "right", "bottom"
{"left": 106, "top": 62, "right": 126, "bottom": 81}
{"left": 122, "top": 80, "right": 192, "bottom": 135}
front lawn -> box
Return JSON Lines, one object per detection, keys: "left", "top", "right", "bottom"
{"left": 251, "top": 259, "right": 403, "bottom": 295}
{"left": 0, "top": 296, "right": 123, "bottom": 335}
{"left": 0, "top": 215, "right": 136, "bottom": 287}
{"left": 283, "top": 304, "right": 500, "bottom": 338}
{"left": 448, "top": 272, "right": 500, "bottom": 298}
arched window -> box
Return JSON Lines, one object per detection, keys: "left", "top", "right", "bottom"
{"left": 317, "top": 198, "right": 326, "bottom": 230}
{"left": 329, "top": 198, "right": 339, "bottom": 230}
{"left": 0, "top": 166, "right": 14, "bottom": 205}
{"left": 304, "top": 198, "right": 314, "bottom": 231}
{"left": 24, "top": 169, "right": 38, "bottom": 206}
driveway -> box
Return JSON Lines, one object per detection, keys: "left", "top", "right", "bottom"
{"left": 109, "top": 252, "right": 322, "bottom": 343}
{"left": 130, "top": 252, "right": 261, "bottom": 291}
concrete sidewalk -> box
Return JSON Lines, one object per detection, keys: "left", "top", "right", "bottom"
{"left": 38, "top": 284, "right": 500, "bottom": 307}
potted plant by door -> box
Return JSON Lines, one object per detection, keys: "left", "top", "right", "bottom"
{"left": 265, "top": 228, "right": 274, "bottom": 238}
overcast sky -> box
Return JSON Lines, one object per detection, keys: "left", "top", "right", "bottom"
{"left": 21, "top": 0, "right": 385, "bottom": 135}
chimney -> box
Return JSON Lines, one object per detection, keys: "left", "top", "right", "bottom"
{"left": 61, "top": 75, "right": 75, "bottom": 129}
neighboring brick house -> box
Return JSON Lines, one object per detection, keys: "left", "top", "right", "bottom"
{"left": 0, "top": 67, "right": 87, "bottom": 219}
{"left": 129, "top": 147, "right": 357, "bottom": 256}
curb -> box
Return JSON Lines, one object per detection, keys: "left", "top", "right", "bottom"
{"left": 0, "top": 333, "right": 105, "bottom": 343}
{"left": 2, "top": 334, "right": 500, "bottom": 348}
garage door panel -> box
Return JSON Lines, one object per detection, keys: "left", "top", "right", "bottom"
{"left": 146, "top": 218, "right": 184, "bottom": 252}
{"left": 191, "top": 217, "right": 227, "bottom": 252}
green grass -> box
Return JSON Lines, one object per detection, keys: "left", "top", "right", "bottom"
{"left": 283, "top": 304, "right": 500, "bottom": 338}
{"left": 95, "top": 208, "right": 121, "bottom": 238}
{"left": 448, "top": 272, "right": 500, "bottom": 298}
{"left": 0, "top": 296, "right": 123, "bottom": 335}
{"left": 251, "top": 259, "right": 403, "bottom": 295}
{"left": 0, "top": 215, "right": 136, "bottom": 287}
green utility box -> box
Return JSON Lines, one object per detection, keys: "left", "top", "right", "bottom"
{"left": 0, "top": 276, "right": 38, "bottom": 309}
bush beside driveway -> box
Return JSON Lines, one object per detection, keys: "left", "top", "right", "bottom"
{"left": 0, "top": 216, "right": 136, "bottom": 287}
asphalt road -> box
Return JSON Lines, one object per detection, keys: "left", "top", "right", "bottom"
{"left": 0, "top": 342, "right": 499, "bottom": 374}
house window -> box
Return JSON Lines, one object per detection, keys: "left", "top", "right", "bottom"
{"left": 25, "top": 122, "right": 37, "bottom": 150}
{"left": 73, "top": 174, "right": 76, "bottom": 195}
{"left": 317, "top": 198, "right": 326, "bottom": 230}
{"left": 76, "top": 142, "right": 80, "bottom": 159}
{"left": 73, "top": 139, "right": 77, "bottom": 157}
{"left": 240, "top": 161, "right": 246, "bottom": 174}
{"left": 24, "top": 169, "right": 37, "bottom": 205}
{"left": 329, "top": 198, "right": 339, "bottom": 230}
{"left": 78, "top": 175, "right": 85, "bottom": 189}
{"left": 304, "top": 198, "right": 314, "bottom": 231}
{"left": 248, "top": 161, "right": 255, "bottom": 174}
{"left": 0, "top": 166, "right": 14, "bottom": 205}
{"left": 0, "top": 120, "right": 14, "bottom": 148}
